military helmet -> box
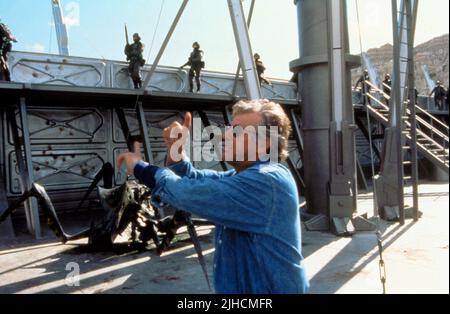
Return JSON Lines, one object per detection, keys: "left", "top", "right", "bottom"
{"left": 133, "top": 33, "right": 141, "bottom": 41}
{"left": 254, "top": 53, "right": 260, "bottom": 59}
{"left": 0, "top": 21, "right": 17, "bottom": 42}
{"left": 192, "top": 41, "right": 200, "bottom": 49}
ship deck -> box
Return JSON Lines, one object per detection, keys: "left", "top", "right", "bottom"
{"left": 0, "top": 81, "right": 297, "bottom": 110}
{"left": 0, "top": 181, "right": 447, "bottom": 294}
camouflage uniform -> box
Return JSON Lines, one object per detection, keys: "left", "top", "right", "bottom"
{"left": 446, "top": 87, "right": 449, "bottom": 111}
{"left": 254, "top": 55, "right": 271, "bottom": 86}
{"left": 355, "top": 70, "right": 371, "bottom": 105}
{"left": 0, "top": 22, "right": 15, "bottom": 81}
{"left": 125, "top": 38, "right": 145, "bottom": 89}
{"left": 430, "top": 83, "right": 446, "bottom": 111}
{"left": 382, "top": 75, "right": 392, "bottom": 106}
{"left": 181, "top": 46, "right": 204, "bottom": 93}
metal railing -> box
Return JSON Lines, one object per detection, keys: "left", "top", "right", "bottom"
{"left": 364, "top": 81, "right": 448, "bottom": 141}
{"left": 8, "top": 50, "right": 297, "bottom": 101}
{"left": 362, "top": 80, "right": 449, "bottom": 171}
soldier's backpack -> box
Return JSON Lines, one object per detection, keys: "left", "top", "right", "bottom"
{"left": 437, "top": 86, "right": 446, "bottom": 98}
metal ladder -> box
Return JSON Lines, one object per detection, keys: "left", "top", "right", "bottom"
{"left": 363, "top": 82, "right": 449, "bottom": 174}
{"left": 393, "top": 0, "right": 418, "bottom": 223}
{"left": 350, "top": 0, "right": 422, "bottom": 224}
{"left": 362, "top": 84, "right": 418, "bottom": 222}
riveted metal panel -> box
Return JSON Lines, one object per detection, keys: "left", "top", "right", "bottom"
{"left": 112, "top": 109, "right": 184, "bottom": 145}
{"left": 9, "top": 52, "right": 109, "bottom": 87}
{"left": 3, "top": 105, "right": 112, "bottom": 199}
{"left": 262, "top": 81, "right": 298, "bottom": 101}
{"left": 111, "top": 62, "right": 186, "bottom": 92}
{"left": 7, "top": 51, "right": 298, "bottom": 102}
{"left": 7, "top": 107, "right": 107, "bottom": 145}
{"left": 7, "top": 149, "right": 108, "bottom": 194}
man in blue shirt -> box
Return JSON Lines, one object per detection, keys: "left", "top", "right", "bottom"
{"left": 118, "top": 99, "right": 309, "bottom": 294}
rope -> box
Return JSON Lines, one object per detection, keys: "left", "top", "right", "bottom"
{"left": 355, "top": 0, "right": 386, "bottom": 294}
{"left": 146, "top": 0, "right": 165, "bottom": 65}
{"left": 356, "top": 0, "right": 378, "bottom": 212}
{"left": 123, "top": 1, "right": 166, "bottom": 146}
{"left": 355, "top": 0, "right": 364, "bottom": 58}
{"left": 78, "top": 31, "right": 107, "bottom": 60}
{"left": 131, "top": 1, "right": 166, "bottom": 134}
{"left": 48, "top": 22, "right": 53, "bottom": 54}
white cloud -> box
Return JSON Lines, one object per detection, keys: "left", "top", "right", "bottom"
{"left": 64, "top": 15, "right": 80, "bottom": 28}
{"left": 63, "top": 1, "right": 80, "bottom": 28}
{"left": 30, "top": 43, "right": 46, "bottom": 53}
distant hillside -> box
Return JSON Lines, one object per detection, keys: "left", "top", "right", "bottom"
{"left": 352, "top": 34, "right": 449, "bottom": 94}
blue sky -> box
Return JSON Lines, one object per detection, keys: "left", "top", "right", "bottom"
{"left": 1, "top": 0, "right": 448, "bottom": 79}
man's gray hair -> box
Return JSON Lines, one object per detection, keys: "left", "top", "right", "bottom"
{"left": 232, "top": 99, "right": 292, "bottom": 162}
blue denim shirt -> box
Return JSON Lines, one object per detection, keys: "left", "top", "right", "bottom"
{"left": 134, "top": 159, "right": 309, "bottom": 294}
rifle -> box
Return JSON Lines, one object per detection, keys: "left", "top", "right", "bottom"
{"left": 125, "top": 23, "right": 130, "bottom": 46}
{"left": 124, "top": 23, "right": 131, "bottom": 61}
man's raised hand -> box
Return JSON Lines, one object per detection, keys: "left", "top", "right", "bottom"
{"left": 117, "top": 141, "right": 143, "bottom": 176}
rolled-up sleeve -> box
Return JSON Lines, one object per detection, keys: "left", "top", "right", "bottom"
{"left": 133, "top": 160, "right": 160, "bottom": 189}
{"left": 149, "top": 166, "right": 274, "bottom": 234}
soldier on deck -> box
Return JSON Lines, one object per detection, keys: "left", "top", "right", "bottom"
{"left": 429, "top": 81, "right": 446, "bottom": 111}
{"left": 382, "top": 74, "right": 392, "bottom": 106}
{"left": 125, "top": 33, "right": 145, "bottom": 89}
{"left": 382, "top": 74, "right": 392, "bottom": 95}
{"left": 0, "top": 20, "right": 17, "bottom": 81}
{"left": 180, "top": 42, "right": 204, "bottom": 93}
{"left": 355, "top": 69, "right": 371, "bottom": 105}
{"left": 254, "top": 53, "right": 271, "bottom": 86}
{"left": 446, "top": 86, "right": 449, "bottom": 111}
{"left": 355, "top": 69, "right": 371, "bottom": 91}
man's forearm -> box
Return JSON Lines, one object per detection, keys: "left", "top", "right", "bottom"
{"left": 133, "top": 160, "right": 160, "bottom": 189}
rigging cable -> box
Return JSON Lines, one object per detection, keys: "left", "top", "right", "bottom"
{"left": 48, "top": 22, "right": 53, "bottom": 54}
{"left": 355, "top": 0, "right": 386, "bottom": 295}
{"left": 127, "top": 0, "right": 167, "bottom": 160}
{"left": 146, "top": 0, "right": 166, "bottom": 65}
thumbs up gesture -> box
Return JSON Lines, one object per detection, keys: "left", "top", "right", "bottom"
{"left": 163, "top": 112, "right": 192, "bottom": 165}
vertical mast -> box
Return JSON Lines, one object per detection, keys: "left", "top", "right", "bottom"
{"left": 51, "top": 0, "right": 70, "bottom": 56}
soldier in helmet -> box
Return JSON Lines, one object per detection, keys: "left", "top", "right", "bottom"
{"left": 382, "top": 74, "right": 392, "bottom": 106}
{"left": 430, "top": 80, "right": 446, "bottom": 111}
{"left": 254, "top": 53, "right": 271, "bottom": 86}
{"left": 355, "top": 69, "right": 371, "bottom": 105}
{"left": 355, "top": 69, "right": 370, "bottom": 91}
{"left": 124, "top": 33, "right": 145, "bottom": 89}
{"left": 446, "top": 86, "right": 449, "bottom": 111}
{"left": 0, "top": 20, "right": 17, "bottom": 81}
{"left": 180, "top": 41, "right": 205, "bottom": 93}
